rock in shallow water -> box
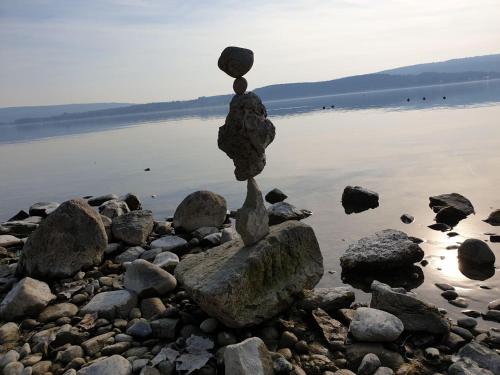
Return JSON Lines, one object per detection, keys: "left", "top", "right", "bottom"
{"left": 342, "top": 186, "right": 379, "bottom": 214}
{"left": 218, "top": 92, "right": 275, "bottom": 181}
{"left": 458, "top": 239, "right": 495, "bottom": 265}
{"left": 17, "top": 199, "right": 107, "bottom": 279}
{"left": 429, "top": 193, "right": 475, "bottom": 215}
{"left": 0, "top": 277, "right": 55, "bottom": 321}
{"left": 175, "top": 221, "right": 323, "bottom": 327}
{"left": 173, "top": 191, "right": 227, "bottom": 232}
{"left": 370, "top": 280, "right": 449, "bottom": 335}
{"left": 267, "top": 202, "right": 312, "bottom": 225}
{"left": 484, "top": 209, "right": 500, "bottom": 226}
{"left": 340, "top": 229, "right": 424, "bottom": 271}
{"left": 236, "top": 178, "right": 269, "bottom": 246}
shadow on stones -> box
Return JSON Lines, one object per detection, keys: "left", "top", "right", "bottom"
{"left": 341, "top": 265, "right": 424, "bottom": 293}
{"left": 342, "top": 201, "right": 379, "bottom": 215}
{"left": 458, "top": 259, "right": 495, "bottom": 281}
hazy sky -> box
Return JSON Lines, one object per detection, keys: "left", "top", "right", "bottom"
{"left": 1, "top": 0, "right": 499, "bottom": 107}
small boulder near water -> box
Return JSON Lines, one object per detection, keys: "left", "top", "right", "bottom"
{"left": 340, "top": 229, "right": 424, "bottom": 271}
{"left": 175, "top": 221, "right": 323, "bottom": 327}
{"left": 0, "top": 277, "right": 55, "bottom": 320}
{"left": 458, "top": 239, "right": 495, "bottom": 265}
{"left": 265, "top": 188, "right": 288, "bottom": 204}
{"left": 17, "top": 199, "right": 108, "bottom": 279}
{"left": 224, "top": 337, "right": 273, "bottom": 375}
{"left": 29, "top": 201, "right": 59, "bottom": 217}
{"left": 483, "top": 209, "right": 500, "bottom": 226}
{"left": 349, "top": 307, "right": 404, "bottom": 342}
{"left": 267, "top": 201, "right": 312, "bottom": 225}
{"left": 342, "top": 186, "right": 379, "bottom": 214}
{"left": 111, "top": 210, "right": 154, "bottom": 245}
{"left": 173, "top": 191, "right": 227, "bottom": 232}
{"left": 429, "top": 192, "right": 474, "bottom": 226}
{"left": 370, "top": 280, "right": 449, "bottom": 334}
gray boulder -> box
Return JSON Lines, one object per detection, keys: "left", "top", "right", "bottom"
{"left": 224, "top": 337, "right": 273, "bottom": 375}
{"left": 267, "top": 202, "right": 312, "bottom": 225}
{"left": 458, "top": 239, "right": 495, "bottom": 265}
{"left": 80, "top": 290, "right": 137, "bottom": 319}
{"left": 457, "top": 342, "right": 500, "bottom": 374}
{"left": 115, "top": 246, "right": 145, "bottom": 263}
{"left": 173, "top": 191, "right": 227, "bottom": 232}
{"left": 175, "top": 221, "right": 323, "bottom": 327}
{"left": 124, "top": 259, "right": 177, "bottom": 297}
{"left": 218, "top": 46, "right": 254, "bottom": 78}
{"left": 112, "top": 210, "right": 154, "bottom": 245}
{"left": 484, "top": 209, "right": 500, "bottom": 226}
{"left": 150, "top": 236, "right": 187, "bottom": 252}
{"left": 77, "top": 355, "right": 131, "bottom": 375}
{"left": 99, "top": 200, "right": 130, "bottom": 219}
{"left": 218, "top": 93, "right": 275, "bottom": 181}
{"left": 0, "top": 277, "right": 55, "bottom": 320}
{"left": 448, "top": 359, "right": 494, "bottom": 375}
{"left": 236, "top": 178, "right": 269, "bottom": 246}
{"left": 17, "top": 199, "right": 107, "bottom": 279}
{"left": 349, "top": 307, "right": 404, "bottom": 342}
{"left": 429, "top": 193, "right": 474, "bottom": 215}
{"left": 340, "top": 230, "right": 424, "bottom": 271}
{"left": 370, "top": 280, "right": 449, "bottom": 334}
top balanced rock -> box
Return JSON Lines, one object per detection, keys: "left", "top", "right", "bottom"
{"left": 218, "top": 46, "right": 254, "bottom": 78}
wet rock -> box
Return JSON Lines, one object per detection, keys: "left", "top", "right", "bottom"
{"left": 441, "top": 290, "right": 458, "bottom": 300}
{"left": 458, "top": 239, "right": 495, "bottom": 265}
{"left": 349, "top": 307, "right": 403, "bottom": 342}
{"left": 0, "top": 277, "right": 55, "bottom": 320}
{"left": 370, "top": 280, "right": 449, "bottom": 334}
{"left": 457, "top": 342, "right": 500, "bottom": 374}
{"left": 111, "top": 210, "right": 154, "bottom": 246}
{"left": 267, "top": 202, "right": 312, "bottom": 225}
{"left": 175, "top": 221, "right": 323, "bottom": 327}
{"left": 435, "top": 283, "right": 455, "bottom": 291}
{"left": 124, "top": 259, "right": 177, "bottom": 297}
{"left": 358, "top": 353, "right": 381, "bottom": 375}
{"left": 236, "top": 178, "right": 269, "bottom": 246}
{"left": 87, "top": 194, "right": 118, "bottom": 206}
{"left": 428, "top": 222, "right": 452, "bottom": 232}
{"left": 29, "top": 202, "right": 59, "bottom": 217}
{"left": 80, "top": 290, "right": 137, "bottom": 319}
{"left": 17, "top": 199, "right": 107, "bottom": 279}
{"left": 451, "top": 326, "right": 473, "bottom": 341}
{"left": 340, "top": 230, "right": 423, "bottom": 271}
{"left": 218, "top": 93, "right": 275, "bottom": 181}
{"left": 173, "top": 191, "right": 227, "bottom": 232}
{"left": 448, "top": 358, "right": 494, "bottom": 375}
{"left": 344, "top": 343, "right": 404, "bottom": 371}
{"left": 435, "top": 206, "right": 467, "bottom": 226}
{"left": 265, "top": 188, "right": 288, "bottom": 204}
{"left": 115, "top": 246, "right": 145, "bottom": 263}
{"left": 99, "top": 200, "right": 130, "bottom": 219}
{"left": 297, "top": 287, "right": 355, "bottom": 313}
{"left": 400, "top": 214, "right": 414, "bottom": 224}
{"left": 77, "top": 354, "right": 131, "bottom": 375}
{"left": 449, "top": 298, "right": 469, "bottom": 308}
{"left": 224, "top": 337, "right": 273, "bottom": 375}
{"left": 38, "top": 302, "right": 78, "bottom": 322}
{"left": 483, "top": 209, "right": 500, "bottom": 226}
{"left": 488, "top": 299, "right": 500, "bottom": 310}
{"left": 483, "top": 310, "right": 500, "bottom": 322}
{"left": 121, "top": 193, "right": 142, "bottom": 211}
{"left": 429, "top": 193, "right": 474, "bottom": 216}
{"left": 342, "top": 186, "right": 379, "bottom": 213}
{"left": 218, "top": 46, "right": 254, "bottom": 78}
{"left": 0, "top": 322, "right": 19, "bottom": 344}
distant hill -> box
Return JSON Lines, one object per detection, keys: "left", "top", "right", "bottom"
{"left": 380, "top": 54, "right": 500, "bottom": 75}
{"left": 0, "top": 103, "right": 133, "bottom": 124}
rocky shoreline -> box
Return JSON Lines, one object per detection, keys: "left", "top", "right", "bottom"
{"left": 0, "top": 191, "right": 499, "bottom": 375}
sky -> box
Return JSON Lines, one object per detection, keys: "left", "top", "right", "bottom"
{"left": 1, "top": 0, "right": 499, "bottom": 108}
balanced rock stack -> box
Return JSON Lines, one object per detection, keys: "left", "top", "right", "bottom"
{"left": 175, "top": 47, "right": 324, "bottom": 327}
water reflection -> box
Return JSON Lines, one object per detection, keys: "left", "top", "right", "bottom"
{"left": 342, "top": 265, "right": 424, "bottom": 292}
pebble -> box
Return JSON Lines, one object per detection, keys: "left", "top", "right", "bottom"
{"left": 449, "top": 297, "right": 468, "bottom": 308}
{"left": 200, "top": 318, "right": 218, "bottom": 334}
{"left": 3, "top": 361, "right": 24, "bottom": 375}
{"left": 461, "top": 310, "right": 481, "bottom": 318}
{"left": 358, "top": 353, "right": 381, "bottom": 375}
{"left": 0, "top": 350, "right": 20, "bottom": 368}
{"left": 457, "top": 317, "right": 478, "bottom": 329}
{"left": 0, "top": 322, "right": 19, "bottom": 344}
{"left": 126, "top": 319, "right": 152, "bottom": 338}
{"left": 424, "top": 347, "right": 440, "bottom": 360}
{"left": 435, "top": 283, "right": 455, "bottom": 291}
{"left": 279, "top": 331, "right": 298, "bottom": 348}
{"left": 441, "top": 290, "right": 458, "bottom": 300}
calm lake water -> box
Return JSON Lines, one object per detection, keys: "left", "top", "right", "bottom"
{"left": 1, "top": 81, "right": 499, "bottom": 327}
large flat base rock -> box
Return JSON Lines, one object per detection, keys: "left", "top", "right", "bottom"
{"left": 175, "top": 221, "right": 324, "bottom": 328}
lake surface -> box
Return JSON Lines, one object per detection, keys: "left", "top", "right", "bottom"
{"left": 1, "top": 81, "right": 499, "bottom": 328}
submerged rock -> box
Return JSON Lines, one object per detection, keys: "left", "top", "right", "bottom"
{"left": 484, "top": 209, "right": 500, "bottom": 226}
{"left": 224, "top": 337, "right": 273, "bottom": 375}
{"left": 340, "top": 229, "right": 424, "bottom": 271}
{"left": 218, "top": 92, "right": 275, "bottom": 181}
{"left": 435, "top": 206, "right": 468, "bottom": 227}
{"left": 87, "top": 193, "right": 118, "bottom": 206}
{"left": 175, "top": 221, "right": 323, "bottom": 327}
{"left": 458, "top": 239, "right": 495, "bottom": 265}
{"left": 429, "top": 193, "right": 474, "bottom": 227}
{"left": 0, "top": 277, "right": 55, "bottom": 320}
{"left": 370, "top": 280, "right": 449, "bottom": 335}
{"left": 173, "top": 191, "right": 227, "bottom": 232}
{"left": 342, "top": 186, "right": 379, "bottom": 214}
{"left": 236, "top": 178, "right": 269, "bottom": 246}
{"left": 17, "top": 199, "right": 107, "bottom": 279}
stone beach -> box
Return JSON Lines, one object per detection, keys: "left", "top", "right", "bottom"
{"left": 1, "top": 46, "right": 499, "bottom": 375}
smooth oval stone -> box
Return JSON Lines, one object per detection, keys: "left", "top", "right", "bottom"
{"left": 218, "top": 46, "right": 254, "bottom": 78}
{"left": 233, "top": 77, "right": 248, "bottom": 95}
